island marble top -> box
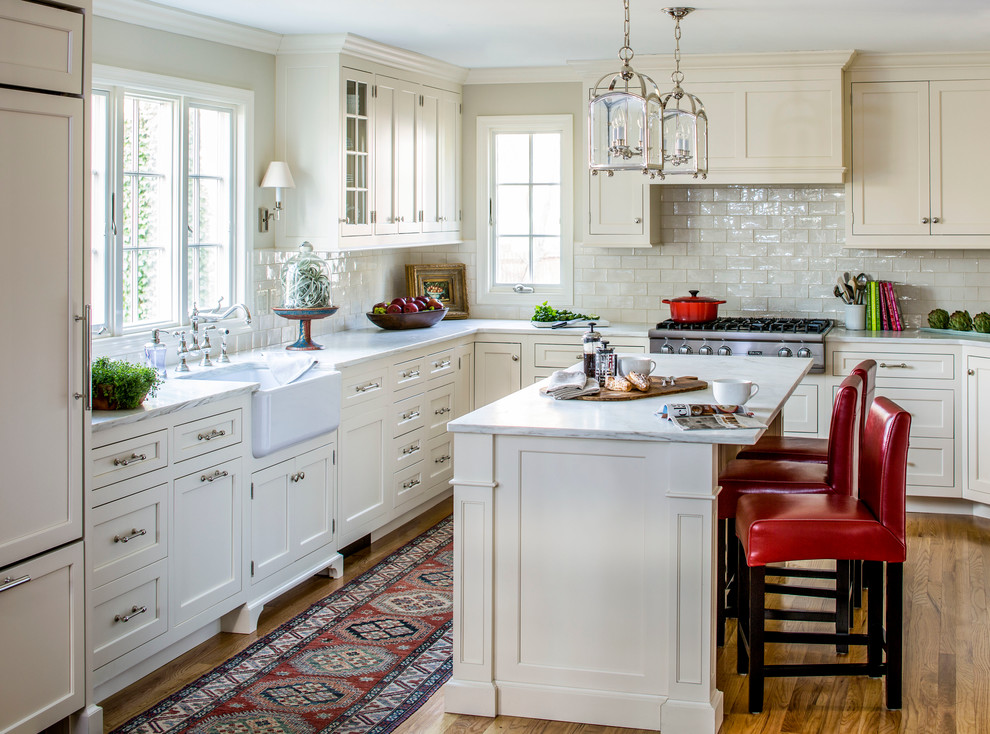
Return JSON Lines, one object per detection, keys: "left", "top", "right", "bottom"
{"left": 448, "top": 354, "right": 812, "bottom": 444}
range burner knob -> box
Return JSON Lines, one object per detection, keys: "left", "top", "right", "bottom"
{"left": 699, "top": 345, "right": 714, "bottom": 356}
{"left": 778, "top": 347, "right": 793, "bottom": 358}
{"left": 678, "top": 344, "right": 693, "bottom": 355}
{"left": 797, "top": 347, "right": 813, "bottom": 359}
{"left": 717, "top": 345, "right": 732, "bottom": 356}
{"left": 660, "top": 343, "right": 675, "bottom": 354}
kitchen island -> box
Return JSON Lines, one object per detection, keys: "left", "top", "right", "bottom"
{"left": 443, "top": 355, "right": 812, "bottom": 732}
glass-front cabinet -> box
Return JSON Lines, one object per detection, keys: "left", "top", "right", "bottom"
{"left": 341, "top": 69, "right": 373, "bottom": 236}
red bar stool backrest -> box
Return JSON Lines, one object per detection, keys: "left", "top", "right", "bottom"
{"left": 858, "top": 396, "right": 912, "bottom": 562}
{"left": 825, "top": 372, "right": 863, "bottom": 498}
{"left": 851, "top": 359, "right": 877, "bottom": 446}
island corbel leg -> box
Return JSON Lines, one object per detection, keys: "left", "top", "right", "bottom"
{"left": 445, "top": 432, "right": 498, "bottom": 716}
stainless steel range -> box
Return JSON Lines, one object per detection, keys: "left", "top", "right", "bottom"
{"left": 648, "top": 317, "right": 833, "bottom": 373}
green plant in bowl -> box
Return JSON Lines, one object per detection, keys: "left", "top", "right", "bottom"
{"left": 91, "top": 357, "right": 163, "bottom": 410}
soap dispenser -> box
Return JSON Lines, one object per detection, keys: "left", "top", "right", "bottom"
{"left": 144, "top": 328, "right": 167, "bottom": 377}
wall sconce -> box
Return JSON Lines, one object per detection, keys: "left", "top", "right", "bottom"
{"left": 259, "top": 161, "right": 296, "bottom": 232}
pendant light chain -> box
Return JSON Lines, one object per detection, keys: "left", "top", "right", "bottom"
{"left": 619, "top": 0, "right": 634, "bottom": 78}
{"left": 671, "top": 16, "right": 684, "bottom": 88}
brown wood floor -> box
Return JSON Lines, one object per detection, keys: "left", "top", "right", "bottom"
{"left": 101, "top": 504, "right": 990, "bottom": 734}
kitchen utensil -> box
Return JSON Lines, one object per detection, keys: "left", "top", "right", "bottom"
{"left": 712, "top": 378, "right": 760, "bottom": 406}
{"left": 366, "top": 307, "right": 448, "bottom": 330}
{"left": 833, "top": 284, "right": 850, "bottom": 304}
{"left": 836, "top": 277, "right": 855, "bottom": 304}
{"left": 856, "top": 273, "right": 870, "bottom": 304}
{"left": 661, "top": 290, "right": 726, "bottom": 323}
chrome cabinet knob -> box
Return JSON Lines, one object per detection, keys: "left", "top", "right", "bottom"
{"left": 932, "top": 217, "right": 940, "bottom": 224}
{"left": 922, "top": 217, "right": 930, "bottom": 224}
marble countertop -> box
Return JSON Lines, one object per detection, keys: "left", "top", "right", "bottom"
{"left": 448, "top": 354, "right": 812, "bottom": 444}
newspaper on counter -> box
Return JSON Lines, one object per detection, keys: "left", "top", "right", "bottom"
{"left": 656, "top": 403, "right": 767, "bottom": 431}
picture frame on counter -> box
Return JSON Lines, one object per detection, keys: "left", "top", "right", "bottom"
{"left": 406, "top": 263, "right": 469, "bottom": 319}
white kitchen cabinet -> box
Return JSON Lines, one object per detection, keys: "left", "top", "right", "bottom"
{"left": 338, "top": 402, "right": 389, "bottom": 547}
{"left": 171, "top": 458, "right": 242, "bottom": 627}
{"left": 474, "top": 341, "right": 522, "bottom": 407}
{"left": 276, "top": 37, "right": 462, "bottom": 250}
{"left": 583, "top": 173, "right": 662, "bottom": 247}
{"left": 782, "top": 379, "right": 822, "bottom": 436}
{"left": 0, "top": 541, "right": 84, "bottom": 734}
{"left": 848, "top": 79, "right": 990, "bottom": 247}
{"left": 454, "top": 343, "right": 474, "bottom": 418}
{"left": 964, "top": 354, "right": 990, "bottom": 502}
{"left": 250, "top": 445, "right": 335, "bottom": 584}
{"left": 0, "top": 0, "right": 83, "bottom": 95}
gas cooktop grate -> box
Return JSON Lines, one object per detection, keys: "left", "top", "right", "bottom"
{"left": 652, "top": 317, "right": 833, "bottom": 334}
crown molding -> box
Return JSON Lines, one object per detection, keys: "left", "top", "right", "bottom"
{"left": 464, "top": 65, "right": 581, "bottom": 86}
{"left": 849, "top": 51, "right": 990, "bottom": 70}
{"left": 94, "top": 0, "right": 282, "bottom": 54}
{"left": 276, "top": 33, "right": 468, "bottom": 85}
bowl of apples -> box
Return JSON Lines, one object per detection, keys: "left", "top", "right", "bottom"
{"left": 367, "top": 296, "right": 448, "bottom": 330}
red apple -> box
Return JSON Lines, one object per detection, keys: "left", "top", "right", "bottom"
{"left": 372, "top": 301, "right": 387, "bottom": 311}
{"left": 403, "top": 301, "right": 420, "bottom": 313}
{"left": 386, "top": 303, "right": 403, "bottom": 313}
{"left": 390, "top": 297, "right": 405, "bottom": 306}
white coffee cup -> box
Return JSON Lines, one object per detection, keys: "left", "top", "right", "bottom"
{"left": 619, "top": 355, "right": 656, "bottom": 376}
{"left": 712, "top": 378, "right": 760, "bottom": 406}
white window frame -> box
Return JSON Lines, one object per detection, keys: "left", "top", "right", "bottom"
{"left": 476, "top": 114, "right": 573, "bottom": 307}
{"left": 91, "top": 65, "right": 254, "bottom": 355}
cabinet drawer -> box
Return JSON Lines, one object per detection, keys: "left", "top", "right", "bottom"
{"left": 173, "top": 409, "right": 242, "bottom": 463}
{"left": 391, "top": 355, "right": 427, "bottom": 392}
{"left": 427, "top": 381, "right": 455, "bottom": 437}
{"left": 393, "top": 462, "right": 426, "bottom": 509}
{"left": 0, "top": 1, "right": 83, "bottom": 95}
{"left": 905, "top": 438, "right": 956, "bottom": 493}
{"left": 91, "top": 484, "right": 168, "bottom": 589}
{"left": 393, "top": 427, "right": 426, "bottom": 471}
{"left": 342, "top": 363, "right": 388, "bottom": 406}
{"left": 831, "top": 350, "right": 954, "bottom": 380}
{"left": 426, "top": 433, "right": 454, "bottom": 488}
{"left": 391, "top": 392, "right": 427, "bottom": 438}
{"left": 783, "top": 382, "right": 821, "bottom": 435}
{"left": 0, "top": 541, "right": 83, "bottom": 734}
{"left": 92, "top": 429, "right": 169, "bottom": 490}
{"left": 427, "top": 348, "right": 455, "bottom": 381}
{"left": 876, "top": 387, "right": 954, "bottom": 439}
{"left": 91, "top": 560, "right": 168, "bottom": 669}
{"left": 534, "top": 342, "right": 645, "bottom": 369}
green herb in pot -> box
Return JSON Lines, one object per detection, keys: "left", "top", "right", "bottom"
{"left": 91, "top": 357, "right": 163, "bottom": 410}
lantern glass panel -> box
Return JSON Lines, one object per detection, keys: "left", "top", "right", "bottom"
{"left": 590, "top": 91, "right": 650, "bottom": 171}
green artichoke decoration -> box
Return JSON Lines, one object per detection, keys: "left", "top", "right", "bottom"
{"left": 974, "top": 312, "right": 990, "bottom": 334}
{"left": 949, "top": 310, "right": 973, "bottom": 332}
{"left": 928, "top": 309, "right": 950, "bottom": 329}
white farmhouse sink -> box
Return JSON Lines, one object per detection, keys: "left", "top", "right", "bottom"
{"left": 180, "top": 362, "right": 341, "bottom": 458}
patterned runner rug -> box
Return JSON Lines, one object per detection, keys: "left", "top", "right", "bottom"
{"left": 112, "top": 517, "right": 453, "bottom": 734}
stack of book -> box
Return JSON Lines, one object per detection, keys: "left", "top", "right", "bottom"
{"left": 865, "top": 280, "right": 904, "bottom": 331}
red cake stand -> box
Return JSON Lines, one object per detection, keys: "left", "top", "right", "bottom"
{"left": 272, "top": 306, "right": 339, "bottom": 350}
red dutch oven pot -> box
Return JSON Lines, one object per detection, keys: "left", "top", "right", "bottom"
{"left": 662, "top": 290, "right": 726, "bottom": 323}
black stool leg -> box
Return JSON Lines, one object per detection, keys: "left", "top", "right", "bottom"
{"left": 886, "top": 562, "right": 904, "bottom": 710}
{"left": 853, "top": 559, "right": 863, "bottom": 609}
{"left": 737, "top": 538, "right": 749, "bottom": 675}
{"left": 717, "top": 518, "right": 726, "bottom": 647}
{"left": 836, "top": 559, "right": 851, "bottom": 654}
{"left": 866, "top": 560, "right": 883, "bottom": 677}
{"left": 748, "top": 564, "right": 766, "bottom": 714}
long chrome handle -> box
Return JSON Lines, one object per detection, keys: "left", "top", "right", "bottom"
{"left": 114, "top": 528, "right": 147, "bottom": 544}
{"left": 435, "top": 454, "right": 451, "bottom": 464}
{"left": 113, "top": 452, "right": 147, "bottom": 467}
{"left": 434, "top": 406, "right": 451, "bottom": 415}
{"left": 114, "top": 605, "right": 147, "bottom": 623}
{"left": 433, "top": 359, "right": 451, "bottom": 369}
{"left": 201, "top": 470, "right": 229, "bottom": 483}
{"left": 402, "top": 478, "right": 421, "bottom": 489}
{"left": 355, "top": 382, "right": 380, "bottom": 393}
{"left": 402, "top": 444, "right": 421, "bottom": 455}
{"left": 197, "top": 429, "right": 226, "bottom": 441}
{"left": 0, "top": 575, "right": 31, "bottom": 593}
{"left": 879, "top": 362, "right": 908, "bottom": 369}
{"left": 401, "top": 369, "right": 420, "bottom": 379}
{"left": 74, "top": 304, "right": 92, "bottom": 410}
{"left": 401, "top": 410, "right": 421, "bottom": 421}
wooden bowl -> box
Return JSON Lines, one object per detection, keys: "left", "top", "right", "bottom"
{"left": 366, "top": 308, "right": 448, "bottom": 330}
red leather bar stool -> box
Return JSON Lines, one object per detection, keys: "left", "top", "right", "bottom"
{"left": 715, "top": 372, "right": 862, "bottom": 646}
{"left": 734, "top": 359, "right": 876, "bottom": 464}
{"left": 734, "top": 396, "right": 910, "bottom": 713}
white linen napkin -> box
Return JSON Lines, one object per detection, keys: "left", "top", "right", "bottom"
{"left": 263, "top": 352, "right": 317, "bottom": 385}
{"left": 546, "top": 369, "right": 600, "bottom": 399}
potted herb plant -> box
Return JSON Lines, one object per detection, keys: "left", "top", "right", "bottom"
{"left": 91, "top": 357, "right": 163, "bottom": 410}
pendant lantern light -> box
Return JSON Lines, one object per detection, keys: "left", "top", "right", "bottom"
{"left": 659, "top": 7, "right": 708, "bottom": 179}
{"left": 588, "top": 0, "right": 664, "bottom": 178}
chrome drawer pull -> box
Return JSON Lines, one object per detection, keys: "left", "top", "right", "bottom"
{"left": 435, "top": 454, "right": 451, "bottom": 464}
{"left": 402, "top": 444, "right": 421, "bottom": 455}
{"left": 355, "top": 381, "right": 380, "bottom": 393}
{"left": 879, "top": 362, "right": 909, "bottom": 369}
{"left": 0, "top": 575, "right": 31, "bottom": 593}
{"left": 113, "top": 452, "right": 147, "bottom": 467}
{"left": 434, "top": 359, "right": 451, "bottom": 369}
{"left": 197, "top": 428, "right": 226, "bottom": 441}
{"left": 401, "top": 410, "right": 421, "bottom": 421}
{"left": 114, "top": 528, "right": 147, "bottom": 544}
{"left": 402, "top": 478, "right": 421, "bottom": 489}
{"left": 401, "top": 369, "right": 420, "bottom": 379}
{"left": 290, "top": 471, "right": 306, "bottom": 482}
{"left": 434, "top": 406, "right": 451, "bottom": 415}
{"left": 201, "top": 470, "right": 229, "bottom": 483}
{"left": 114, "top": 605, "right": 147, "bottom": 623}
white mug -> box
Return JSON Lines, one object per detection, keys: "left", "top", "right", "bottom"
{"left": 712, "top": 378, "right": 760, "bottom": 406}
{"left": 619, "top": 355, "right": 656, "bottom": 376}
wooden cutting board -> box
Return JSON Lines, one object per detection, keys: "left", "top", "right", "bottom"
{"left": 542, "top": 376, "right": 708, "bottom": 401}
